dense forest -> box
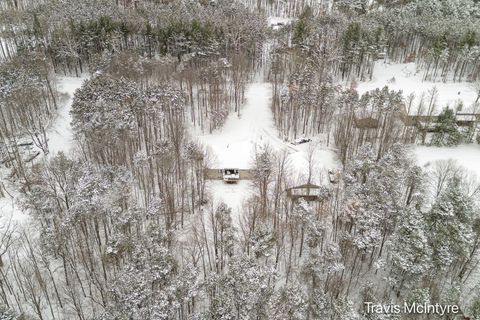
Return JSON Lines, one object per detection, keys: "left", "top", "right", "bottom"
{"left": 0, "top": 0, "right": 480, "bottom": 319}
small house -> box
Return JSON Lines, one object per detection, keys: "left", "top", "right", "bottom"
{"left": 223, "top": 168, "right": 239, "bottom": 183}
{"left": 286, "top": 183, "right": 324, "bottom": 201}
{"left": 353, "top": 116, "right": 380, "bottom": 129}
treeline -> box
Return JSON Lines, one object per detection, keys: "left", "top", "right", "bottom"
{"left": 3, "top": 135, "right": 480, "bottom": 319}
{"left": 286, "top": 0, "right": 480, "bottom": 82}
{"left": 270, "top": 15, "right": 411, "bottom": 160}
{"left": 89, "top": 49, "right": 257, "bottom": 133}
{"left": 239, "top": 0, "right": 331, "bottom": 17}
{"left": 373, "top": 1, "right": 480, "bottom": 82}
{"left": 269, "top": 0, "right": 480, "bottom": 155}
{"left": 0, "top": 0, "right": 266, "bottom": 75}
{"left": 1, "top": 0, "right": 264, "bottom": 131}
{"left": 1, "top": 0, "right": 480, "bottom": 319}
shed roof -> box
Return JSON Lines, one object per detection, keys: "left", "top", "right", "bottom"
{"left": 455, "top": 114, "right": 476, "bottom": 122}
{"left": 287, "top": 183, "right": 321, "bottom": 190}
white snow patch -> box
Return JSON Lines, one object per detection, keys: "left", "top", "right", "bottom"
{"left": 287, "top": 141, "right": 340, "bottom": 185}
{"left": 268, "top": 17, "right": 292, "bottom": 25}
{"left": 47, "top": 76, "right": 87, "bottom": 155}
{"left": 0, "top": 193, "right": 27, "bottom": 223}
{"left": 207, "top": 180, "right": 252, "bottom": 226}
{"left": 197, "top": 80, "right": 280, "bottom": 169}
{"left": 355, "top": 62, "right": 479, "bottom": 115}
{"left": 414, "top": 144, "right": 480, "bottom": 178}
{"left": 268, "top": 16, "right": 293, "bottom": 30}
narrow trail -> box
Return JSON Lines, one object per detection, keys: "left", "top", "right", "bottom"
{"left": 198, "top": 76, "right": 278, "bottom": 226}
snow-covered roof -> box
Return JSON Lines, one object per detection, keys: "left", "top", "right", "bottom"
{"left": 455, "top": 114, "right": 477, "bottom": 122}
{"left": 287, "top": 183, "right": 321, "bottom": 190}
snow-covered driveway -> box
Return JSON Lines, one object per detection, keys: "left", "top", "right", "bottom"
{"left": 197, "top": 80, "right": 281, "bottom": 168}
{"left": 197, "top": 79, "right": 278, "bottom": 223}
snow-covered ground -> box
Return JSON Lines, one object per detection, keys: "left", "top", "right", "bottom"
{"left": 287, "top": 141, "right": 339, "bottom": 185}
{"left": 268, "top": 17, "right": 292, "bottom": 25}
{"left": 268, "top": 16, "right": 293, "bottom": 30}
{"left": 0, "top": 191, "right": 26, "bottom": 223}
{"left": 414, "top": 144, "right": 480, "bottom": 178}
{"left": 47, "top": 76, "right": 87, "bottom": 155}
{"left": 197, "top": 81, "right": 280, "bottom": 169}
{"left": 0, "top": 76, "right": 86, "bottom": 222}
{"left": 197, "top": 75, "right": 339, "bottom": 222}
{"left": 207, "top": 180, "right": 253, "bottom": 226}
{"left": 355, "top": 62, "right": 479, "bottom": 115}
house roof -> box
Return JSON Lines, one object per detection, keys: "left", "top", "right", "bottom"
{"left": 455, "top": 114, "right": 476, "bottom": 122}
{"left": 287, "top": 183, "right": 321, "bottom": 190}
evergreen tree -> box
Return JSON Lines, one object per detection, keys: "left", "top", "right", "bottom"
{"left": 426, "top": 177, "right": 476, "bottom": 273}
{"left": 430, "top": 108, "right": 463, "bottom": 146}
{"left": 389, "top": 205, "right": 432, "bottom": 293}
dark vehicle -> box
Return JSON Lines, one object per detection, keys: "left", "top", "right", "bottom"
{"left": 292, "top": 138, "right": 312, "bottom": 145}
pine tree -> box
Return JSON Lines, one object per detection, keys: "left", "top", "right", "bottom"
{"left": 389, "top": 205, "right": 432, "bottom": 293}
{"left": 426, "top": 177, "right": 475, "bottom": 273}
{"left": 430, "top": 108, "right": 463, "bottom": 146}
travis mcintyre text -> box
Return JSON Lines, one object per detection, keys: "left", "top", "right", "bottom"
{"left": 364, "top": 302, "right": 460, "bottom": 316}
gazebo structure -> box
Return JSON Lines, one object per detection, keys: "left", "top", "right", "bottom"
{"left": 286, "top": 183, "right": 323, "bottom": 201}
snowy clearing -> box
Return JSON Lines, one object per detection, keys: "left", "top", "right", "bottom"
{"left": 0, "top": 193, "right": 26, "bottom": 223}
{"left": 0, "top": 76, "right": 87, "bottom": 223}
{"left": 197, "top": 80, "right": 280, "bottom": 169}
{"left": 268, "top": 16, "right": 293, "bottom": 30}
{"left": 197, "top": 78, "right": 338, "bottom": 179}
{"left": 414, "top": 144, "right": 480, "bottom": 178}
{"left": 197, "top": 76, "right": 339, "bottom": 218}
{"left": 47, "top": 76, "right": 87, "bottom": 155}
{"left": 197, "top": 79, "right": 277, "bottom": 219}
{"left": 287, "top": 141, "right": 339, "bottom": 185}
{"left": 355, "top": 62, "right": 479, "bottom": 115}
{"left": 207, "top": 180, "right": 253, "bottom": 226}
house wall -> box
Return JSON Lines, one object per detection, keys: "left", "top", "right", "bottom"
{"left": 203, "top": 168, "right": 255, "bottom": 180}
